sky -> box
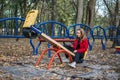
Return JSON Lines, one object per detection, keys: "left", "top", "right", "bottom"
{"left": 96, "top": 0, "right": 108, "bottom": 16}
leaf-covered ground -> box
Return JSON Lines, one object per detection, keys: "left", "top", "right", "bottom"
{"left": 0, "top": 38, "right": 120, "bottom": 80}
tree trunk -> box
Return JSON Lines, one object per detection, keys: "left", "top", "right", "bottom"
{"left": 19, "top": 0, "right": 27, "bottom": 18}
{"left": 115, "top": 0, "right": 119, "bottom": 27}
{"left": 114, "top": 0, "right": 120, "bottom": 46}
{"left": 47, "top": 0, "right": 57, "bottom": 36}
{"left": 51, "top": 0, "right": 57, "bottom": 21}
{"left": 14, "top": 4, "right": 18, "bottom": 17}
{"left": 76, "top": 0, "right": 83, "bottom": 24}
{"left": 86, "top": 0, "right": 96, "bottom": 27}
{"left": 0, "top": 0, "right": 4, "bottom": 18}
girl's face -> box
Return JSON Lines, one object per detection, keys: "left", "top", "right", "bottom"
{"left": 76, "top": 30, "right": 81, "bottom": 38}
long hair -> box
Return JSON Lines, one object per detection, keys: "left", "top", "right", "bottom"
{"left": 76, "top": 28, "right": 87, "bottom": 41}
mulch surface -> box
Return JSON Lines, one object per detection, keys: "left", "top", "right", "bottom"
{"left": 0, "top": 38, "right": 120, "bottom": 80}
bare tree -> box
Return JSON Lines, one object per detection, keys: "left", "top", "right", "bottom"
{"left": 103, "top": 0, "right": 119, "bottom": 26}
{"left": 86, "top": 0, "right": 96, "bottom": 27}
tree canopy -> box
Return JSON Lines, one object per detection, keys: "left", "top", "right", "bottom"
{"left": 0, "top": 0, "right": 120, "bottom": 27}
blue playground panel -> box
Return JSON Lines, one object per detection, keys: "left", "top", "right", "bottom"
{"left": 36, "top": 21, "right": 69, "bottom": 38}
{"left": 116, "top": 27, "right": 120, "bottom": 46}
{"left": 105, "top": 26, "right": 118, "bottom": 39}
{"left": 92, "top": 26, "right": 107, "bottom": 50}
{"left": 105, "top": 26, "right": 120, "bottom": 46}
{"left": 0, "top": 17, "right": 25, "bottom": 38}
{"left": 115, "top": 27, "right": 120, "bottom": 54}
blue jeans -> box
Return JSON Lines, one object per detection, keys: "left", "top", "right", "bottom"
{"left": 74, "top": 52, "right": 84, "bottom": 63}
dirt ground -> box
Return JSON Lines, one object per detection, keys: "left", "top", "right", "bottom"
{"left": 0, "top": 38, "right": 120, "bottom": 80}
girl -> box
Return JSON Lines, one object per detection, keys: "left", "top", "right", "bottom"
{"left": 64, "top": 28, "right": 88, "bottom": 68}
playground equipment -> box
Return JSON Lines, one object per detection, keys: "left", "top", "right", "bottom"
{"left": 105, "top": 26, "right": 120, "bottom": 51}
{"left": 91, "top": 26, "right": 106, "bottom": 50}
{"left": 1, "top": 9, "right": 119, "bottom": 68}
{"left": 22, "top": 10, "right": 38, "bottom": 38}
{"left": 105, "top": 26, "right": 119, "bottom": 44}
{"left": 22, "top": 10, "right": 89, "bottom": 69}
{"left": 0, "top": 11, "right": 119, "bottom": 56}
{"left": 0, "top": 17, "right": 25, "bottom": 38}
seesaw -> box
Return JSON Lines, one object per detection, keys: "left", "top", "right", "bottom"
{"left": 35, "top": 30, "right": 88, "bottom": 69}
{"left": 31, "top": 26, "right": 76, "bottom": 69}
{"left": 22, "top": 10, "right": 76, "bottom": 69}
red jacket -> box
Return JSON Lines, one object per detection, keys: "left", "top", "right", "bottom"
{"left": 72, "top": 38, "right": 88, "bottom": 53}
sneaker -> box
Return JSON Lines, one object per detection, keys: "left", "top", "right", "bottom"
{"left": 68, "top": 62, "right": 76, "bottom": 68}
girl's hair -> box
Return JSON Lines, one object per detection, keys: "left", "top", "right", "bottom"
{"left": 76, "top": 28, "right": 87, "bottom": 41}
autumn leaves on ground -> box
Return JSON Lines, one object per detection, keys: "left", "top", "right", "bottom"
{"left": 0, "top": 38, "right": 120, "bottom": 80}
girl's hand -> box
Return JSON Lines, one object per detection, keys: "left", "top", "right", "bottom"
{"left": 71, "top": 45, "right": 73, "bottom": 47}
{"left": 73, "top": 50, "right": 77, "bottom": 53}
